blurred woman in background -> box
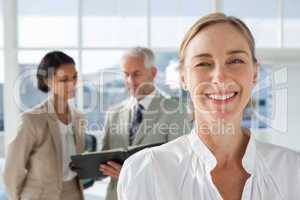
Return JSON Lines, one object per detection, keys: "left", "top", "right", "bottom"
{"left": 4, "top": 51, "right": 86, "bottom": 200}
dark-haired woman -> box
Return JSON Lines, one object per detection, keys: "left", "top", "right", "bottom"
{"left": 4, "top": 51, "right": 86, "bottom": 200}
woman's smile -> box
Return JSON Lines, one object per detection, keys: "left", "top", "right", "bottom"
{"left": 205, "top": 91, "right": 239, "bottom": 105}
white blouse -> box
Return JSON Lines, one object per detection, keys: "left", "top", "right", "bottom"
{"left": 118, "top": 129, "right": 300, "bottom": 200}
{"left": 57, "top": 120, "right": 77, "bottom": 181}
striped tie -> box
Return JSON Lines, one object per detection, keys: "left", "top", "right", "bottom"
{"left": 129, "top": 103, "right": 144, "bottom": 145}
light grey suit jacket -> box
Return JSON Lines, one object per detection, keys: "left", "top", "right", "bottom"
{"left": 101, "top": 91, "right": 193, "bottom": 200}
{"left": 4, "top": 99, "right": 86, "bottom": 200}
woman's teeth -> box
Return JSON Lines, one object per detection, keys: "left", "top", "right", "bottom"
{"left": 207, "top": 92, "right": 236, "bottom": 100}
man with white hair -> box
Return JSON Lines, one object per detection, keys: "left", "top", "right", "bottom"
{"left": 99, "top": 47, "right": 192, "bottom": 200}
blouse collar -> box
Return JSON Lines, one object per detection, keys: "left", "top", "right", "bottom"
{"left": 188, "top": 128, "right": 256, "bottom": 174}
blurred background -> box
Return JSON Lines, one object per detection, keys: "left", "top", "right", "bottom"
{"left": 0, "top": 0, "right": 300, "bottom": 199}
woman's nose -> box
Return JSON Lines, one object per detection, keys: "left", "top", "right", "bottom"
{"left": 211, "top": 65, "right": 226, "bottom": 85}
{"left": 67, "top": 80, "right": 76, "bottom": 90}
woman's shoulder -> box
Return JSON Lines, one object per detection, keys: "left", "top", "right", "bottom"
{"left": 123, "top": 135, "right": 192, "bottom": 173}
{"left": 118, "top": 135, "right": 192, "bottom": 198}
{"left": 21, "top": 100, "right": 48, "bottom": 118}
{"left": 255, "top": 140, "right": 300, "bottom": 197}
{"left": 151, "top": 135, "right": 193, "bottom": 160}
{"left": 19, "top": 100, "right": 52, "bottom": 128}
{"left": 256, "top": 139, "right": 300, "bottom": 160}
{"left": 138, "top": 135, "right": 190, "bottom": 157}
{"left": 256, "top": 139, "right": 300, "bottom": 171}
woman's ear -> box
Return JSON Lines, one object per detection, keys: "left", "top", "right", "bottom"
{"left": 253, "top": 63, "right": 259, "bottom": 85}
{"left": 44, "top": 78, "right": 50, "bottom": 88}
{"left": 44, "top": 78, "right": 53, "bottom": 91}
{"left": 180, "top": 67, "right": 188, "bottom": 91}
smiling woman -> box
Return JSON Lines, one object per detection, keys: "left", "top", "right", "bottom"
{"left": 181, "top": 22, "right": 258, "bottom": 124}
{"left": 117, "top": 13, "right": 300, "bottom": 200}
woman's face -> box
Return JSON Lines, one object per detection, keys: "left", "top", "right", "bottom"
{"left": 47, "top": 63, "right": 78, "bottom": 100}
{"left": 182, "top": 23, "right": 258, "bottom": 123}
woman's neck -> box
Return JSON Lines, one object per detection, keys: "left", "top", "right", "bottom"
{"left": 53, "top": 95, "right": 69, "bottom": 115}
{"left": 195, "top": 118, "right": 249, "bottom": 166}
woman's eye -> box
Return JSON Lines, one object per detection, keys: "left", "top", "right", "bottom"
{"left": 228, "top": 58, "right": 244, "bottom": 64}
{"left": 196, "top": 62, "right": 212, "bottom": 67}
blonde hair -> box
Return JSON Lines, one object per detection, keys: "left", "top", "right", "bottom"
{"left": 179, "top": 13, "right": 257, "bottom": 70}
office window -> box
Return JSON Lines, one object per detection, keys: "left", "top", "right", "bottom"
{"left": 284, "top": 0, "right": 300, "bottom": 47}
{"left": 18, "top": 0, "right": 78, "bottom": 47}
{"left": 0, "top": 0, "right": 3, "bottom": 132}
{"left": 0, "top": 51, "right": 3, "bottom": 131}
{"left": 154, "top": 51, "right": 181, "bottom": 93}
{"left": 224, "top": 0, "right": 279, "bottom": 47}
{"left": 150, "top": 0, "right": 211, "bottom": 48}
{"left": 82, "top": 50, "right": 127, "bottom": 130}
{"left": 82, "top": 0, "right": 148, "bottom": 47}
{"left": 82, "top": 50, "right": 124, "bottom": 74}
{"left": 244, "top": 65, "right": 273, "bottom": 129}
{"left": 0, "top": 7, "right": 3, "bottom": 47}
{"left": 18, "top": 50, "right": 78, "bottom": 65}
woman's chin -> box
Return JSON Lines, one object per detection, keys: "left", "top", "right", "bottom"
{"left": 208, "top": 109, "right": 239, "bottom": 122}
